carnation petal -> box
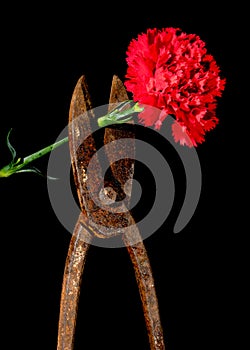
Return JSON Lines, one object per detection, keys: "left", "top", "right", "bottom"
{"left": 125, "top": 27, "right": 226, "bottom": 146}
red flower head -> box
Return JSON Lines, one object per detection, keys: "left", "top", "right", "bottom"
{"left": 124, "top": 27, "right": 226, "bottom": 147}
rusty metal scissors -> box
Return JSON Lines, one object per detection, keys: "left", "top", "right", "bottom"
{"left": 56, "top": 75, "right": 166, "bottom": 349}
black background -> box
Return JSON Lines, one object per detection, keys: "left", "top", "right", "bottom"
{"left": 0, "top": 3, "right": 245, "bottom": 350}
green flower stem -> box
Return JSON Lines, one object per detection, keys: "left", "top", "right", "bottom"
{"left": 0, "top": 101, "right": 144, "bottom": 178}
{"left": 23, "top": 137, "right": 69, "bottom": 164}
{"left": 0, "top": 136, "right": 68, "bottom": 178}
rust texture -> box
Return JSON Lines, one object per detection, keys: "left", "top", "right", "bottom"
{"left": 68, "top": 75, "right": 95, "bottom": 216}
{"left": 56, "top": 75, "right": 166, "bottom": 349}
{"left": 68, "top": 76, "right": 131, "bottom": 236}
{"left": 104, "top": 75, "right": 135, "bottom": 197}
{"left": 57, "top": 217, "right": 92, "bottom": 350}
{"left": 123, "top": 226, "right": 166, "bottom": 350}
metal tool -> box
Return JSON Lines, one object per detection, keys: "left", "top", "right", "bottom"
{"left": 56, "top": 75, "right": 166, "bottom": 349}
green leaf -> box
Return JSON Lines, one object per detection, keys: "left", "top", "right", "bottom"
{"left": 6, "top": 128, "right": 17, "bottom": 163}
{"left": 16, "top": 166, "right": 59, "bottom": 180}
{"left": 16, "top": 166, "right": 43, "bottom": 176}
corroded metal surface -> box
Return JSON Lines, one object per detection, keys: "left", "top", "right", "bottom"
{"left": 123, "top": 225, "right": 165, "bottom": 350}
{"left": 104, "top": 75, "right": 135, "bottom": 198}
{"left": 56, "top": 216, "right": 92, "bottom": 350}
{"left": 56, "top": 75, "right": 166, "bottom": 349}
{"left": 68, "top": 76, "right": 132, "bottom": 237}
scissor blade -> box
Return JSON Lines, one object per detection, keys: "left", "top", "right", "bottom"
{"left": 104, "top": 75, "right": 135, "bottom": 205}
{"left": 107, "top": 74, "right": 129, "bottom": 108}
{"left": 68, "top": 75, "right": 103, "bottom": 216}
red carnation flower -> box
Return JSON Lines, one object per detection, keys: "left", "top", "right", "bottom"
{"left": 124, "top": 27, "right": 226, "bottom": 147}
